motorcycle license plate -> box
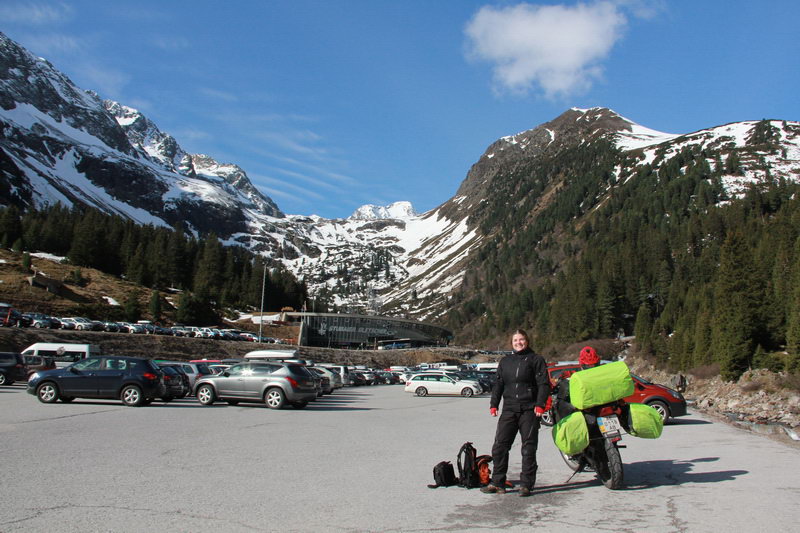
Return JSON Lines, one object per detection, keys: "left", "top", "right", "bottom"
{"left": 598, "top": 415, "right": 622, "bottom": 436}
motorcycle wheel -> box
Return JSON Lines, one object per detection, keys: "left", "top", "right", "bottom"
{"left": 598, "top": 439, "right": 624, "bottom": 490}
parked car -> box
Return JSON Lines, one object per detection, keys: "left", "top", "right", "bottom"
{"left": 308, "top": 367, "right": 334, "bottom": 394}
{"left": 23, "top": 313, "right": 58, "bottom": 329}
{"left": 156, "top": 360, "right": 213, "bottom": 389}
{"left": 23, "top": 354, "right": 55, "bottom": 377}
{"left": 546, "top": 361, "right": 688, "bottom": 423}
{"left": 194, "top": 362, "right": 318, "bottom": 409}
{"left": 0, "top": 305, "right": 31, "bottom": 327}
{"left": 157, "top": 364, "right": 191, "bottom": 400}
{"left": 350, "top": 372, "right": 367, "bottom": 386}
{"left": 27, "top": 356, "right": 165, "bottom": 406}
{"left": 68, "top": 317, "right": 103, "bottom": 331}
{"left": 0, "top": 352, "right": 27, "bottom": 385}
{"left": 404, "top": 373, "right": 482, "bottom": 397}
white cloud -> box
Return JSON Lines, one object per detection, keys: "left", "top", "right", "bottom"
{"left": 14, "top": 33, "right": 82, "bottom": 54}
{"left": 465, "top": 1, "right": 628, "bottom": 98}
{"left": 0, "top": 2, "right": 73, "bottom": 25}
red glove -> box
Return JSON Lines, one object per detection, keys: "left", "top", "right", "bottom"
{"left": 490, "top": 407, "right": 498, "bottom": 417}
{"left": 534, "top": 406, "right": 545, "bottom": 417}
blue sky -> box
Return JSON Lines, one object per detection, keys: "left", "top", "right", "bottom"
{"left": 2, "top": 1, "right": 798, "bottom": 219}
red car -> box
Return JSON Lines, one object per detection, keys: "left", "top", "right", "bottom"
{"left": 543, "top": 361, "right": 687, "bottom": 425}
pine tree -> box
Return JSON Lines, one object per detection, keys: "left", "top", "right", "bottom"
{"left": 712, "top": 231, "right": 758, "bottom": 381}
{"left": 149, "top": 290, "right": 162, "bottom": 322}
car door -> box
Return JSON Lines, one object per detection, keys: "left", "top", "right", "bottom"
{"left": 60, "top": 357, "right": 104, "bottom": 396}
{"left": 94, "top": 358, "right": 127, "bottom": 397}
{"left": 438, "top": 375, "right": 458, "bottom": 394}
{"left": 215, "top": 364, "right": 245, "bottom": 398}
{"left": 241, "top": 364, "right": 275, "bottom": 399}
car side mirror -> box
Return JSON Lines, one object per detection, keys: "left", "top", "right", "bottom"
{"left": 69, "top": 367, "right": 79, "bottom": 374}
{"left": 637, "top": 383, "right": 645, "bottom": 391}
{"left": 222, "top": 371, "right": 230, "bottom": 377}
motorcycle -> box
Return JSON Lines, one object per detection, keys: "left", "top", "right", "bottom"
{"left": 553, "top": 396, "right": 627, "bottom": 490}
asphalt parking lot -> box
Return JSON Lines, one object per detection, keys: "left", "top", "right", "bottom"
{"left": 2, "top": 383, "right": 800, "bottom": 532}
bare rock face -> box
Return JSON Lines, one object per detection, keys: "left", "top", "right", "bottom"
{"left": 629, "top": 358, "right": 800, "bottom": 431}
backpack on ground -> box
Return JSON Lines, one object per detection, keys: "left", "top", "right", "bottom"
{"left": 456, "top": 442, "right": 481, "bottom": 488}
{"left": 476, "top": 454, "right": 492, "bottom": 486}
{"left": 427, "top": 461, "right": 457, "bottom": 489}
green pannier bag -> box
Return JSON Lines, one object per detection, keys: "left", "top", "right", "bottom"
{"left": 569, "top": 361, "right": 634, "bottom": 410}
{"left": 552, "top": 411, "right": 589, "bottom": 455}
{"left": 627, "top": 403, "right": 664, "bottom": 438}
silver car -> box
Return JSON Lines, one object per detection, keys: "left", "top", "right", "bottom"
{"left": 194, "top": 362, "right": 318, "bottom": 409}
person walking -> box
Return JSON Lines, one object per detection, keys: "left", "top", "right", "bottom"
{"left": 481, "top": 329, "right": 549, "bottom": 497}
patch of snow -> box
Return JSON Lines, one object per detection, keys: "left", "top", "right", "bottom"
{"left": 30, "top": 252, "right": 66, "bottom": 262}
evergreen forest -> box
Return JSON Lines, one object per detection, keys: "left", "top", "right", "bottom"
{"left": 446, "top": 122, "right": 800, "bottom": 381}
{"left": 0, "top": 203, "right": 313, "bottom": 325}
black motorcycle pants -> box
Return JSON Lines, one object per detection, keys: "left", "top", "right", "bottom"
{"left": 490, "top": 408, "right": 540, "bottom": 489}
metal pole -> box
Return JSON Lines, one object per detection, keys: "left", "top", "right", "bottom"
{"left": 258, "top": 261, "right": 267, "bottom": 341}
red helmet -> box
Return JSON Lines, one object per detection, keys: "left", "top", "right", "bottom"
{"left": 579, "top": 346, "right": 600, "bottom": 366}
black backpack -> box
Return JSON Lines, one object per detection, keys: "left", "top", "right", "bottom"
{"left": 427, "top": 461, "right": 457, "bottom": 489}
{"left": 456, "top": 442, "right": 481, "bottom": 488}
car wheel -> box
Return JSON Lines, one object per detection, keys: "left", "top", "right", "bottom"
{"left": 60, "top": 396, "right": 75, "bottom": 403}
{"left": 120, "top": 385, "right": 144, "bottom": 407}
{"left": 461, "top": 387, "right": 474, "bottom": 397}
{"left": 291, "top": 401, "right": 308, "bottom": 409}
{"left": 647, "top": 400, "right": 670, "bottom": 423}
{"left": 415, "top": 386, "right": 428, "bottom": 397}
{"left": 196, "top": 385, "right": 216, "bottom": 405}
{"left": 37, "top": 382, "right": 60, "bottom": 403}
{"left": 0, "top": 373, "right": 8, "bottom": 386}
{"left": 264, "top": 387, "right": 286, "bottom": 409}
{"left": 34, "top": 322, "right": 42, "bottom": 328}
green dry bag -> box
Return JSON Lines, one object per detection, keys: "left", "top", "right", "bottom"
{"left": 568, "top": 361, "right": 634, "bottom": 410}
{"left": 627, "top": 403, "right": 664, "bottom": 438}
{"left": 552, "top": 411, "right": 589, "bottom": 455}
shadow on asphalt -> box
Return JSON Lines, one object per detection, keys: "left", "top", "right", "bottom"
{"left": 622, "top": 457, "right": 747, "bottom": 489}
{"left": 669, "top": 417, "right": 712, "bottom": 425}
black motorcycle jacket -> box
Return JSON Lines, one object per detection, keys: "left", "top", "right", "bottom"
{"left": 490, "top": 347, "right": 550, "bottom": 411}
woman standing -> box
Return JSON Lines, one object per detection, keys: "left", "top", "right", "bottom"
{"left": 481, "top": 329, "right": 549, "bottom": 497}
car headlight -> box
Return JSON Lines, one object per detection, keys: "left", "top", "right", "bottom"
{"left": 667, "top": 389, "right": 683, "bottom": 400}
{"left": 28, "top": 373, "right": 39, "bottom": 382}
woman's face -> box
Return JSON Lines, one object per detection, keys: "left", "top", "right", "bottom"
{"left": 511, "top": 333, "right": 528, "bottom": 352}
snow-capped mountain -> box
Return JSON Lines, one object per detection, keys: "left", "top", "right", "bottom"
{"left": 0, "top": 32, "right": 282, "bottom": 236}
{"left": 3, "top": 32, "right": 800, "bottom": 325}
{"left": 349, "top": 201, "right": 417, "bottom": 220}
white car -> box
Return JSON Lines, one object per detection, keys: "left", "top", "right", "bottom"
{"left": 404, "top": 374, "right": 481, "bottom": 397}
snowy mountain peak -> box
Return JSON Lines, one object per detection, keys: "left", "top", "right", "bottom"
{"left": 349, "top": 201, "right": 417, "bottom": 220}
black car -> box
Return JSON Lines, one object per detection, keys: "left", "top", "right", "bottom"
{"left": 27, "top": 356, "right": 164, "bottom": 406}
{"left": 157, "top": 364, "right": 191, "bottom": 400}
{"left": 0, "top": 352, "right": 27, "bottom": 385}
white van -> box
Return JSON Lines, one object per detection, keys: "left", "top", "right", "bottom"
{"left": 21, "top": 343, "right": 101, "bottom": 368}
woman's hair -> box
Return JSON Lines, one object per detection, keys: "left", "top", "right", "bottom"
{"left": 511, "top": 329, "right": 530, "bottom": 345}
